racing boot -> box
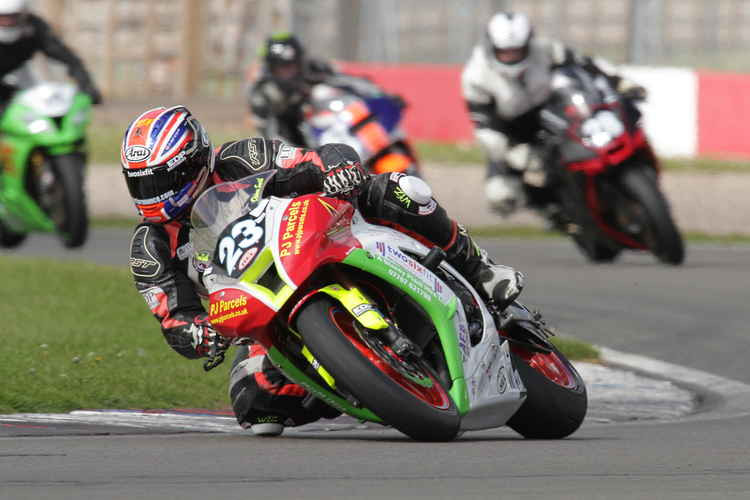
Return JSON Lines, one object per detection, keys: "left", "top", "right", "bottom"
{"left": 445, "top": 225, "right": 525, "bottom": 310}
{"left": 229, "top": 344, "right": 339, "bottom": 436}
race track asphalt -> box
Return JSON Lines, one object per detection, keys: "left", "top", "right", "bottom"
{"left": 2, "top": 230, "right": 749, "bottom": 500}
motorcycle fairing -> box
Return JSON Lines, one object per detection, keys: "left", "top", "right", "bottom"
{"left": 348, "top": 214, "right": 526, "bottom": 428}
{"left": 0, "top": 82, "right": 91, "bottom": 232}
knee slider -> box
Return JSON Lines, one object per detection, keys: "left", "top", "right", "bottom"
{"left": 396, "top": 175, "right": 432, "bottom": 205}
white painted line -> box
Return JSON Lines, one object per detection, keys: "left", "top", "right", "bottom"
{"left": 599, "top": 346, "right": 750, "bottom": 421}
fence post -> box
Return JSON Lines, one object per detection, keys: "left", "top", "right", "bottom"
{"left": 102, "top": 0, "right": 116, "bottom": 99}
{"left": 337, "top": 0, "right": 361, "bottom": 61}
{"left": 177, "top": 0, "right": 202, "bottom": 98}
{"left": 628, "top": 0, "right": 663, "bottom": 64}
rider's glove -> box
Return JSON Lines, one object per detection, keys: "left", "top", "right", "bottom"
{"left": 317, "top": 143, "right": 368, "bottom": 197}
{"left": 388, "top": 92, "right": 407, "bottom": 109}
{"left": 190, "top": 316, "right": 229, "bottom": 358}
{"left": 617, "top": 79, "right": 647, "bottom": 102}
{"left": 81, "top": 83, "right": 103, "bottom": 105}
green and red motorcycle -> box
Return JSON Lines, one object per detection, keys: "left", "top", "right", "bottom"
{"left": 191, "top": 171, "right": 587, "bottom": 441}
{"left": 0, "top": 81, "right": 92, "bottom": 248}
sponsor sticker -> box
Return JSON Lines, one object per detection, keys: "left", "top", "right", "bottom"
{"left": 125, "top": 145, "right": 152, "bottom": 162}
{"left": 352, "top": 303, "right": 374, "bottom": 317}
{"left": 142, "top": 286, "right": 165, "bottom": 310}
{"left": 125, "top": 168, "right": 155, "bottom": 178}
{"left": 209, "top": 295, "right": 249, "bottom": 325}
{"left": 237, "top": 247, "right": 259, "bottom": 271}
{"left": 166, "top": 150, "right": 187, "bottom": 170}
{"left": 176, "top": 242, "right": 193, "bottom": 261}
{"left": 129, "top": 256, "right": 160, "bottom": 277}
{"left": 496, "top": 371, "right": 508, "bottom": 394}
{"left": 246, "top": 139, "right": 264, "bottom": 169}
{"left": 279, "top": 199, "right": 310, "bottom": 257}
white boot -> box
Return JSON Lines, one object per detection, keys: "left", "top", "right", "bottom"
{"left": 485, "top": 175, "right": 526, "bottom": 216}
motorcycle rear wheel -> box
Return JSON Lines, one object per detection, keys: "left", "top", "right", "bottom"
{"left": 297, "top": 295, "right": 461, "bottom": 441}
{"left": 618, "top": 165, "right": 684, "bottom": 265}
{"left": 506, "top": 343, "right": 587, "bottom": 439}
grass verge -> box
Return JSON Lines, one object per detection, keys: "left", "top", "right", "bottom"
{"left": 414, "top": 141, "right": 750, "bottom": 172}
{"left": 1, "top": 257, "right": 229, "bottom": 414}
{"left": 2, "top": 256, "right": 600, "bottom": 414}
{"left": 92, "top": 217, "right": 750, "bottom": 245}
{"left": 467, "top": 224, "right": 750, "bottom": 245}
{"left": 552, "top": 336, "right": 600, "bottom": 363}
{"left": 87, "top": 121, "right": 750, "bottom": 173}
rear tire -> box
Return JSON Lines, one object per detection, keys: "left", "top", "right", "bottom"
{"left": 507, "top": 344, "right": 587, "bottom": 439}
{"left": 297, "top": 295, "right": 460, "bottom": 441}
{"left": 618, "top": 166, "right": 684, "bottom": 265}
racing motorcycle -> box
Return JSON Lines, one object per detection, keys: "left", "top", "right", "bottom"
{"left": 0, "top": 80, "right": 92, "bottom": 248}
{"left": 190, "top": 171, "right": 587, "bottom": 441}
{"left": 299, "top": 80, "right": 420, "bottom": 176}
{"left": 522, "top": 64, "right": 684, "bottom": 264}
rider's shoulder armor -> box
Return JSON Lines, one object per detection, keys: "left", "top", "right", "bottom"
{"left": 129, "top": 221, "right": 191, "bottom": 282}
{"left": 215, "top": 138, "right": 274, "bottom": 179}
{"left": 129, "top": 222, "right": 171, "bottom": 281}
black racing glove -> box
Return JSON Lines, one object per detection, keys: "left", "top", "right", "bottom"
{"left": 190, "top": 315, "right": 229, "bottom": 358}
{"left": 80, "top": 83, "right": 103, "bottom": 105}
{"left": 317, "top": 143, "right": 368, "bottom": 197}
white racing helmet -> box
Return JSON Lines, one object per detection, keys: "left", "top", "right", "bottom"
{"left": 484, "top": 12, "right": 534, "bottom": 77}
{"left": 0, "top": 0, "right": 28, "bottom": 43}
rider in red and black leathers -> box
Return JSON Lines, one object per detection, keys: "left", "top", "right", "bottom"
{"left": 124, "top": 107, "right": 523, "bottom": 434}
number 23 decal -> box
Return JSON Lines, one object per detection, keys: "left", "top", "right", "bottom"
{"left": 218, "top": 217, "right": 264, "bottom": 275}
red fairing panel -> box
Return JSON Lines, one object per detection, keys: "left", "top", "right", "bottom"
{"left": 276, "top": 195, "right": 361, "bottom": 286}
{"left": 208, "top": 287, "right": 275, "bottom": 345}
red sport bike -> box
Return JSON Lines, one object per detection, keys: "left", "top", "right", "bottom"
{"left": 190, "top": 171, "right": 586, "bottom": 441}
{"left": 524, "top": 63, "right": 684, "bottom": 265}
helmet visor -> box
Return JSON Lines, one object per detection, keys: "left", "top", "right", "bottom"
{"left": 494, "top": 46, "right": 528, "bottom": 65}
{"left": 124, "top": 147, "right": 210, "bottom": 204}
{"left": 0, "top": 14, "right": 21, "bottom": 27}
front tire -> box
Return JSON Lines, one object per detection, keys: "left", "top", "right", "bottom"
{"left": 297, "top": 295, "right": 460, "bottom": 441}
{"left": 37, "top": 153, "right": 88, "bottom": 248}
{"left": 0, "top": 219, "right": 27, "bottom": 248}
{"left": 618, "top": 166, "right": 684, "bottom": 265}
{"left": 507, "top": 344, "right": 587, "bottom": 439}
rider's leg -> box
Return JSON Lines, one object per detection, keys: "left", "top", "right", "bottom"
{"left": 358, "top": 173, "right": 524, "bottom": 308}
{"left": 228, "top": 344, "right": 339, "bottom": 436}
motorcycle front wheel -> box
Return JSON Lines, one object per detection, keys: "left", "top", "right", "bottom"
{"left": 0, "top": 218, "right": 27, "bottom": 248}
{"left": 506, "top": 342, "right": 587, "bottom": 439}
{"left": 34, "top": 153, "right": 88, "bottom": 248}
{"left": 296, "top": 295, "right": 461, "bottom": 441}
{"left": 617, "top": 165, "right": 684, "bottom": 265}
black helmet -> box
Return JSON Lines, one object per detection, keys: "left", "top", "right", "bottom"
{"left": 262, "top": 33, "right": 305, "bottom": 79}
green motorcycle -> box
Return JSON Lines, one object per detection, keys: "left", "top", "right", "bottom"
{"left": 0, "top": 82, "right": 92, "bottom": 248}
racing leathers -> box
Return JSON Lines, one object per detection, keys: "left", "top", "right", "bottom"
{"left": 247, "top": 58, "right": 334, "bottom": 145}
{"left": 248, "top": 60, "right": 403, "bottom": 147}
{"left": 461, "top": 37, "right": 641, "bottom": 215}
{"left": 128, "top": 138, "right": 523, "bottom": 430}
{"left": 0, "top": 13, "right": 101, "bottom": 106}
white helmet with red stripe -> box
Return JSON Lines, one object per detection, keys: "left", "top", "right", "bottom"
{"left": 0, "top": 0, "right": 28, "bottom": 43}
{"left": 484, "top": 12, "right": 534, "bottom": 78}
{"left": 121, "top": 106, "right": 214, "bottom": 222}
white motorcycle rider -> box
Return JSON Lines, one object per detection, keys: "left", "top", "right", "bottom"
{"left": 461, "top": 11, "right": 646, "bottom": 217}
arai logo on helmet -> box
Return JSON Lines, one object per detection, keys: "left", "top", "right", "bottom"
{"left": 125, "top": 145, "right": 152, "bottom": 162}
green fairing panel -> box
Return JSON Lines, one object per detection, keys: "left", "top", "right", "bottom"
{"left": 0, "top": 92, "right": 90, "bottom": 231}
{"left": 266, "top": 346, "right": 383, "bottom": 422}
{"left": 342, "top": 248, "right": 470, "bottom": 414}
